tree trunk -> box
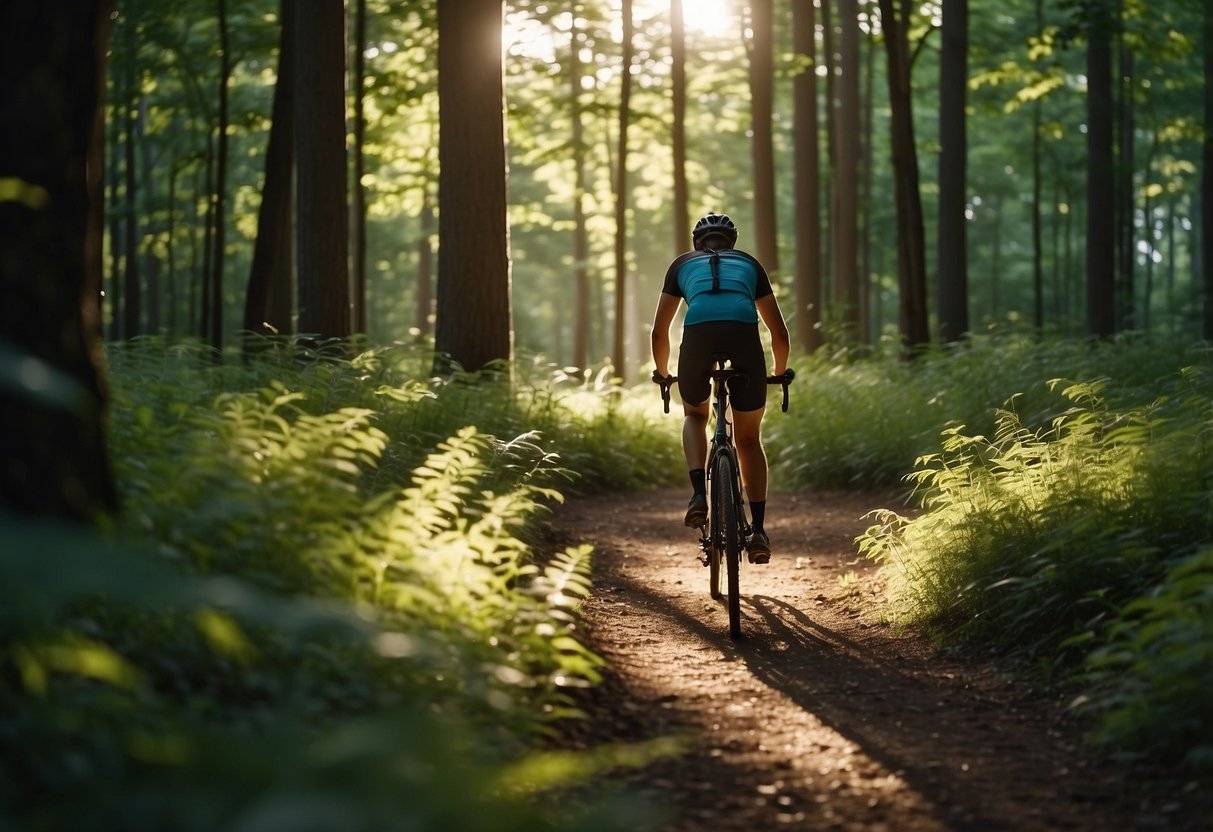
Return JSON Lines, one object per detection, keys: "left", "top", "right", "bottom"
{"left": 244, "top": 0, "right": 296, "bottom": 344}
{"left": 209, "top": 0, "right": 230, "bottom": 354}
{"left": 106, "top": 115, "right": 123, "bottom": 341}
{"left": 295, "top": 0, "right": 350, "bottom": 340}
{"left": 671, "top": 0, "right": 689, "bottom": 256}
{"left": 936, "top": 0, "right": 969, "bottom": 342}
{"left": 0, "top": 3, "right": 118, "bottom": 520}
{"left": 1086, "top": 11, "right": 1116, "bottom": 338}
{"left": 747, "top": 0, "right": 779, "bottom": 274}
{"left": 415, "top": 193, "right": 434, "bottom": 336}
{"left": 351, "top": 0, "right": 368, "bottom": 335}
{"left": 878, "top": 0, "right": 929, "bottom": 351}
{"left": 1031, "top": 0, "right": 1044, "bottom": 331}
{"left": 792, "top": 0, "right": 823, "bottom": 352}
{"left": 122, "top": 18, "right": 141, "bottom": 340}
{"left": 832, "top": 0, "right": 860, "bottom": 330}
{"left": 1204, "top": 0, "right": 1213, "bottom": 339}
{"left": 1116, "top": 32, "right": 1135, "bottom": 330}
{"left": 433, "top": 0, "right": 513, "bottom": 374}
{"left": 613, "top": 0, "right": 633, "bottom": 378}
{"left": 571, "top": 15, "right": 590, "bottom": 369}
{"left": 139, "top": 101, "right": 162, "bottom": 335}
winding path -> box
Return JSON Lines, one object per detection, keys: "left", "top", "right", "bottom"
{"left": 554, "top": 488, "right": 1207, "bottom": 831}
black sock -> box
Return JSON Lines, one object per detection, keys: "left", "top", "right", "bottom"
{"left": 750, "top": 500, "right": 766, "bottom": 532}
{"left": 689, "top": 468, "right": 706, "bottom": 496}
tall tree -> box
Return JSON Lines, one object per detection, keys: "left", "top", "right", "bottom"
{"left": 570, "top": 12, "right": 590, "bottom": 369}
{"left": 833, "top": 0, "right": 861, "bottom": 330}
{"left": 295, "top": 0, "right": 350, "bottom": 340}
{"left": 434, "top": 0, "right": 512, "bottom": 373}
{"left": 1203, "top": 0, "right": 1213, "bottom": 339}
{"left": 1030, "top": 0, "right": 1045, "bottom": 331}
{"left": 746, "top": 0, "right": 779, "bottom": 273}
{"left": 792, "top": 0, "right": 823, "bottom": 352}
{"left": 351, "top": 0, "right": 368, "bottom": 334}
{"left": 207, "top": 0, "right": 231, "bottom": 353}
{"left": 671, "top": 0, "right": 689, "bottom": 257}
{"left": 0, "top": 3, "right": 118, "bottom": 520}
{"left": 936, "top": 0, "right": 969, "bottom": 342}
{"left": 1116, "top": 23, "right": 1135, "bottom": 329}
{"left": 121, "top": 12, "right": 141, "bottom": 340}
{"left": 244, "top": 0, "right": 296, "bottom": 343}
{"left": 613, "top": 0, "right": 633, "bottom": 377}
{"left": 878, "top": 0, "right": 929, "bottom": 350}
{"left": 1085, "top": 4, "right": 1116, "bottom": 338}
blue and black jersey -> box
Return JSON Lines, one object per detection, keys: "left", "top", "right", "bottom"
{"left": 660, "top": 249, "right": 774, "bottom": 326}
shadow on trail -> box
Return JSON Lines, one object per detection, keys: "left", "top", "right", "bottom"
{"left": 592, "top": 564, "right": 1126, "bottom": 832}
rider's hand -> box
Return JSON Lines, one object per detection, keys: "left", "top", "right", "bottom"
{"left": 652, "top": 369, "right": 672, "bottom": 385}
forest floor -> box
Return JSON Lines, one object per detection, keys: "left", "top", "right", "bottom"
{"left": 548, "top": 488, "right": 1212, "bottom": 832}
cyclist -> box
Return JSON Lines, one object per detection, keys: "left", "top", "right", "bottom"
{"left": 650, "top": 213, "right": 791, "bottom": 563}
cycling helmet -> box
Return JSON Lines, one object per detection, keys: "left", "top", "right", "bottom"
{"left": 692, "top": 213, "right": 738, "bottom": 250}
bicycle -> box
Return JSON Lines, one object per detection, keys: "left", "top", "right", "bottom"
{"left": 655, "top": 360, "right": 793, "bottom": 639}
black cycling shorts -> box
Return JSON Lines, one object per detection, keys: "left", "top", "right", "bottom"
{"left": 677, "top": 321, "right": 767, "bottom": 412}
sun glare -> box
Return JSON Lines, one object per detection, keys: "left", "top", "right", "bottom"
{"left": 675, "top": 0, "right": 736, "bottom": 39}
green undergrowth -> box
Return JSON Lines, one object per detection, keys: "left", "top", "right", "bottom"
{"left": 0, "top": 339, "right": 682, "bottom": 831}
{"left": 764, "top": 332, "right": 1207, "bottom": 491}
{"left": 850, "top": 338, "right": 1213, "bottom": 770}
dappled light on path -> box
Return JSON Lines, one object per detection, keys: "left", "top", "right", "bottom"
{"left": 556, "top": 489, "right": 1204, "bottom": 832}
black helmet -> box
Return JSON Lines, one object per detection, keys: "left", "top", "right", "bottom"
{"left": 692, "top": 213, "right": 738, "bottom": 250}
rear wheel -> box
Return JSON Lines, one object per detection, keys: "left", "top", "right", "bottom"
{"left": 713, "top": 453, "right": 742, "bottom": 638}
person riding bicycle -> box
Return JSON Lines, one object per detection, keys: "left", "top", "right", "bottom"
{"left": 650, "top": 213, "right": 791, "bottom": 563}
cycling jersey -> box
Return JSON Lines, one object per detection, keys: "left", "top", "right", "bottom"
{"left": 660, "top": 249, "right": 774, "bottom": 326}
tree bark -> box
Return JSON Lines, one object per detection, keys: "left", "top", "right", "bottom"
{"left": 0, "top": 3, "right": 118, "bottom": 520}
{"left": 833, "top": 0, "right": 860, "bottom": 331}
{"left": 208, "top": 0, "right": 230, "bottom": 353}
{"left": 613, "top": 0, "right": 633, "bottom": 378}
{"left": 671, "top": 0, "right": 689, "bottom": 256}
{"left": 295, "top": 0, "right": 350, "bottom": 340}
{"left": 747, "top": 0, "right": 779, "bottom": 274}
{"left": 936, "top": 0, "right": 969, "bottom": 342}
{"left": 1204, "top": 0, "right": 1213, "bottom": 339}
{"left": 1086, "top": 10, "right": 1116, "bottom": 338}
{"left": 122, "top": 18, "right": 141, "bottom": 341}
{"left": 793, "top": 0, "right": 823, "bottom": 352}
{"left": 878, "top": 0, "right": 929, "bottom": 351}
{"left": 433, "top": 0, "right": 513, "bottom": 374}
{"left": 244, "top": 0, "right": 295, "bottom": 344}
{"left": 351, "top": 0, "right": 368, "bottom": 335}
{"left": 571, "top": 14, "right": 590, "bottom": 369}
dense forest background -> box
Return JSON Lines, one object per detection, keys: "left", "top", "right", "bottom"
{"left": 99, "top": 0, "right": 1212, "bottom": 375}
{"left": 3, "top": 1, "right": 1213, "bottom": 828}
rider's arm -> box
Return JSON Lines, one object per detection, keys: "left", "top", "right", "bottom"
{"left": 651, "top": 292, "right": 681, "bottom": 377}
{"left": 756, "top": 294, "right": 790, "bottom": 376}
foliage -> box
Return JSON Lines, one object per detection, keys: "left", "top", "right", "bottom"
{"left": 1, "top": 340, "right": 679, "bottom": 830}
{"left": 764, "top": 331, "right": 1210, "bottom": 491}
{"left": 855, "top": 343, "right": 1213, "bottom": 768}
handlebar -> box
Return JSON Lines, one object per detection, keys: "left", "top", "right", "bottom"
{"left": 652, "top": 368, "right": 794, "bottom": 414}
{"left": 767, "top": 368, "right": 795, "bottom": 413}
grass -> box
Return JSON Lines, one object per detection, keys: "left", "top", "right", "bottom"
{"left": 836, "top": 334, "right": 1213, "bottom": 768}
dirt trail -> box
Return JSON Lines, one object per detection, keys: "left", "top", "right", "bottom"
{"left": 552, "top": 488, "right": 1209, "bottom": 832}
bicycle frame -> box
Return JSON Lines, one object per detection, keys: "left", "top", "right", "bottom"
{"left": 654, "top": 361, "right": 793, "bottom": 640}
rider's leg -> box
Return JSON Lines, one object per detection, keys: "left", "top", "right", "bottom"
{"left": 681, "top": 400, "right": 711, "bottom": 526}
{"left": 682, "top": 399, "right": 710, "bottom": 471}
{"left": 733, "top": 406, "right": 771, "bottom": 561}
{"left": 731, "top": 407, "right": 767, "bottom": 502}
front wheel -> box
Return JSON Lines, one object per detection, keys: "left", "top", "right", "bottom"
{"left": 711, "top": 452, "right": 743, "bottom": 638}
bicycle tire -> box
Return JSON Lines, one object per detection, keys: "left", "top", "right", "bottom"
{"left": 707, "top": 453, "right": 723, "bottom": 599}
{"left": 713, "top": 452, "right": 743, "bottom": 638}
